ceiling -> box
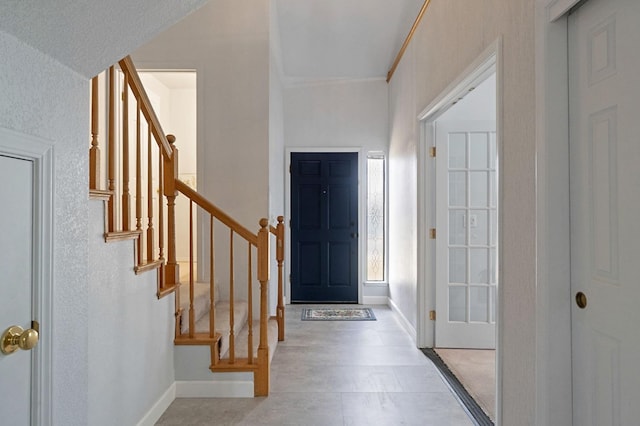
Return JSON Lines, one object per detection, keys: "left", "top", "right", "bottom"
{"left": 274, "top": 0, "right": 424, "bottom": 81}
{"left": 0, "top": 0, "right": 207, "bottom": 77}
{"left": 0, "top": 0, "right": 423, "bottom": 81}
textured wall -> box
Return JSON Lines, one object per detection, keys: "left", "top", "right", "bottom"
{"left": 0, "top": 0, "right": 208, "bottom": 77}
{"left": 88, "top": 202, "right": 174, "bottom": 426}
{"left": 0, "top": 29, "right": 89, "bottom": 425}
{"left": 388, "top": 0, "right": 536, "bottom": 423}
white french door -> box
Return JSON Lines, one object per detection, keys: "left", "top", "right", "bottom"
{"left": 435, "top": 121, "right": 497, "bottom": 349}
{"left": 569, "top": 0, "right": 640, "bottom": 423}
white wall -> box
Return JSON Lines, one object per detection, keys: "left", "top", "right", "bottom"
{"left": 388, "top": 47, "right": 418, "bottom": 328}
{"left": 140, "top": 73, "right": 198, "bottom": 266}
{"left": 0, "top": 29, "right": 89, "bottom": 425}
{"left": 283, "top": 79, "right": 389, "bottom": 300}
{"left": 133, "top": 0, "right": 270, "bottom": 228}
{"left": 88, "top": 202, "right": 174, "bottom": 426}
{"left": 133, "top": 0, "right": 271, "bottom": 302}
{"left": 388, "top": 1, "right": 537, "bottom": 424}
{"left": 284, "top": 80, "right": 388, "bottom": 151}
{"left": 269, "top": 0, "right": 286, "bottom": 310}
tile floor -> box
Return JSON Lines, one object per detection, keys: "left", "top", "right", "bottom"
{"left": 156, "top": 305, "right": 473, "bottom": 426}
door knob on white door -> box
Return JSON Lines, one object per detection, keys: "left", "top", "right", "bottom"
{"left": 575, "top": 292, "right": 587, "bottom": 309}
{"left": 0, "top": 325, "right": 39, "bottom": 355}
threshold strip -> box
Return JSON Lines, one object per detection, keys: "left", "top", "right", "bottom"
{"left": 421, "top": 348, "right": 494, "bottom": 426}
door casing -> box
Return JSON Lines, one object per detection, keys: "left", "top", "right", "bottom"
{"left": 0, "top": 127, "right": 53, "bottom": 426}
{"left": 532, "top": 1, "right": 585, "bottom": 424}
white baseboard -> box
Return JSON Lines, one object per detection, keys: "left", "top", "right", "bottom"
{"left": 175, "top": 380, "right": 254, "bottom": 398}
{"left": 136, "top": 383, "right": 176, "bottom": 426}
{"left": 388, "top": 298, "right": 417, "bottom": 343}
{"left": 362, "top": 295, "right": 389, "bottom": 305}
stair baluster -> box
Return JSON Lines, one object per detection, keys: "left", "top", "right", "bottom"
{"left": 89, "top": 76, "right": 101, "bottom": 190}
{"left": 121, "top": 73, "right": 130, "bottom": 231}
{"left": 107, "top": 66, "right": 116, "bottom": 232}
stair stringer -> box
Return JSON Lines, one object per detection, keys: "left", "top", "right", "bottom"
{"left": 174, "top": 317, "right": 279, "bottom": 397}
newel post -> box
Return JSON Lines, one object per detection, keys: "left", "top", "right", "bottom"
{"left": 164, "top": 135, "right": 180, "bottom": 289}
{"left": 276, "top": 216, "right": 285, "bottom": 341}
{"left": 255, "top": 218, "right": 270, "bottom": 396}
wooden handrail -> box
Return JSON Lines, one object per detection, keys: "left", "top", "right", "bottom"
{"left": 118, "top": 56, "right": 173, "bottom": 159}
{"left": 386, "top": 0, "right": 432, "bottom": 83}
{"left": 175, "top": 179, "right": 258, "bottom": 246}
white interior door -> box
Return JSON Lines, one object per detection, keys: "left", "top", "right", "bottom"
{"left": 0, "top": 154, "right": 34, "bottom": 424}
{"left": 569, "top": 0, "right": 640, "bottom": 423}
{"left": 435, "top": 121, "right": 497, "bottom": 349}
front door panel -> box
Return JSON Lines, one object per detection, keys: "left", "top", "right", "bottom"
{"left": 291, "top": 152, "right": 358, "bottom": 303}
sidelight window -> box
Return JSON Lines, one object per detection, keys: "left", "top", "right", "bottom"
{"left": 366, "top": 154, "right": 386, "bottom": 282}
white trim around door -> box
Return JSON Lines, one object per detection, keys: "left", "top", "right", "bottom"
{"left": 532, "top": 1, "right": 576, "bottom": 424}
{"left": 416, "top": 38, "right": 503, "bottom": 423}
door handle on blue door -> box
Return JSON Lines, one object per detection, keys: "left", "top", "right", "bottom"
{"left": 351, "top": 233, "right": 358, "bottom": 238}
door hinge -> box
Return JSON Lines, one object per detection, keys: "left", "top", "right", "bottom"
{"left": 429, "top": 228, "right": 436, "bottom": 239}
{"left": 429, "top": 147, "right": 436, "bottom": 158}
{"left": 429, "top": 310, "right": 436, "bottom": 321}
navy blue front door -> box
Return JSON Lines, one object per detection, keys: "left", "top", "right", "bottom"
{"left": 291, "top": 152, "right": 358, "bottom": 303}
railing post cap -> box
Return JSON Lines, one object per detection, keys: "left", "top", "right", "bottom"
{"left": 259, "top": 218, "right": 269, "bottom": 228}
{"left": 167, "top": 134, "right": 176, "bottom": 144}
{"left": 277, "top": 216, "right": 284, "bottom": 223}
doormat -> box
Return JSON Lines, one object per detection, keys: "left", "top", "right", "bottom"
{"left": 301, "top": 307, "right": 376, "bottom": 321}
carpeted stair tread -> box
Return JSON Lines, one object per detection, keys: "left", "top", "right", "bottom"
{"left": 192, "top": 300, "right": 248, "bottom": 357}
{"left": 220, "top": 318, "right": 279, "bottom": 362}
{"left": 179, "top": 281, "right": 217, "bottom": 333}
{"left": 179, "top": 281, "right": 250, "bottom": 358}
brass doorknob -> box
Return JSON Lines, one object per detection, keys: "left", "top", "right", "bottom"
{"left": 575, "top": 292, "right": 587, "bottom": 309}
{"left": 1, "top": 326, "right": 39, "bottom": 355}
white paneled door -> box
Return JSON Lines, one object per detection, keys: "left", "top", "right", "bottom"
{"left": 0, "top": 154, "right": 34, "bottom": 424}
{"left": 569, "top": 0, "right": 640, "bottom": 423}
{"left": 435, "top": 121, "right": 497, "bottom": 349}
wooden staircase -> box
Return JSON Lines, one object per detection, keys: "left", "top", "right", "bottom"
{"left": 88, "top": 55, "right": 285, "bottom": 396}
